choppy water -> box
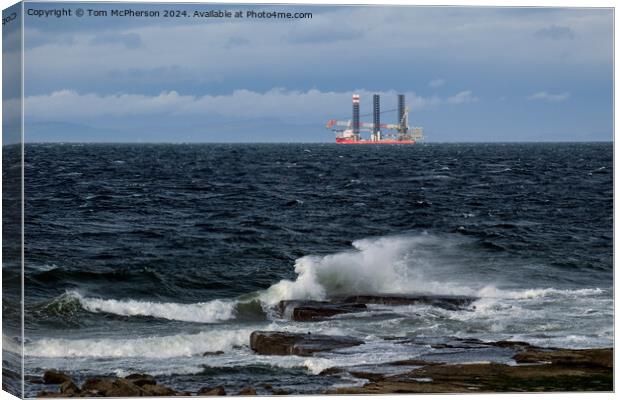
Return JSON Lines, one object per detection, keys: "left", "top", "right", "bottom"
{"left": 3, "top": 143, "right": 613, "bottom": 396}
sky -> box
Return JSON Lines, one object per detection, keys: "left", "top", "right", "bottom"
{"left": 3, "top": 2, "right": 614, "bottom": 142}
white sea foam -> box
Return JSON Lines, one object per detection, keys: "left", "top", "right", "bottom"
{"left": 477, "top": 286, "right": 605, "bottom": 300}
{"left": 257, "top": 234, "right": 609, "bottom": 320}
{"left": 26, "top": 328, "right": 252, "bottom": 358}
{"left": 259, "top": 235, "right": 436, "bottom": 304}
{"left": 66, "top": 291, "right": 237, "bottom": 323}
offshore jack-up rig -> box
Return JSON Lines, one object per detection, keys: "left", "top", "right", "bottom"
{"left": 326, "top": 94, "right": 423, "bottom": 144}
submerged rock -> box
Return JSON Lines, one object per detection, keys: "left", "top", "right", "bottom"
{"left": 279, "top": 300, "right": 367, "bottom": 321}
{"left": 250, "top": 331, "right": 364, "bottom": 356}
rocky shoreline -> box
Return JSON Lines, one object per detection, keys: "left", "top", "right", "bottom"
{"left": 35, "top": 295, "right": 613, "bottom": 396}
{"left": 327, "top": 346, "right": 613, "bottom": 394}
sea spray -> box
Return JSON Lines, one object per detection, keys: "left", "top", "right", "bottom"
{"left": 256, "top": 233, "right": 505, "bottom": 305}
{"left": 259, "top": 235, "right": 429, "bottom": 304}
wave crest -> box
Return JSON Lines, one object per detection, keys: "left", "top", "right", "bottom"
{"left": 55, "top": 291, "right": 238, "bottom": 323}
{"left": 26, "top": 329, "right": 252, "bottom": 358}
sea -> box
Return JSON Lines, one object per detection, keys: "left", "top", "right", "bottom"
{"left": 2, "top": 142, "right": 614, "bottom": 396}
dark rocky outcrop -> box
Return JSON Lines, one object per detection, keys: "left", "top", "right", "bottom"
{"left": 276, "top": 294, "right": 477, "bottom": 322}
{"left": 203, "top": 350, "right": 225, "bottom": 357}
{"left": 328, "top": 347, "right": 613, "bottom": 394}
{"left": 142, "top": 383, "right": 178, "bottom": 396}
{"left": 278, "top": 300, "right": 366, "bottom": 321}
{"left": 197, "top": 385, "right": 227, "bottom": 396}
{"left": 250, "top": 331, "right": 364, "bottom": 356}
{"left": 124, "top": 373, "right": 157, "bottom": 387}
{"left": 42, "top": 370, "right": 71, "bottom": 384}
{"left": 59, "top": 381, "right": 80, "bottom": 396}
{"left": 35, "top": 342, "right": 613, "bottom": 396}
{"left": 37, "top": 374, "right": 182, "bottom": 397}
{"left": 237, "top": 386, "right": 257, "bottom": 395}
{"left": 513, "top": 348, "right": 612, "bottom": 369}
{"left": 337, "top": 294, "right": 477, "bottom": 311}
{"left": 83, "top": 378, "right": 143, "bottom": 397}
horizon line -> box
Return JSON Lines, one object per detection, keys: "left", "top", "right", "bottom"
{"left": 4, "top": 140, "right": 614, "bottom": 145}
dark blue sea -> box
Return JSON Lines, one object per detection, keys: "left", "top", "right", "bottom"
{"left": 3, "top": 142, "right": 613, "bottom": 396}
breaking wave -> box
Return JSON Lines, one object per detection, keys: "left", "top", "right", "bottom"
{"left": 46, "top": 291, "right": 238, "bottom": 323}
{"left": 259, "top": 235, "right": 434, "bottom": 304}
{"left": 26, "top": 329, "right": 253, "bottom": 358}
{"left": 258, "top": 234, "right": 609, "bottom": 307}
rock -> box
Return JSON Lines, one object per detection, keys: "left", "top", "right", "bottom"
{"left": 285, "top": 199, "right": 303, "bottom": 207}
{"left": 43, "top": 370, "right": 72, "bottom": 384}
{"left": 337, "top": 294, "right": 477, "bottom": 311}
{"left": 81, "top": 378, "right": 143, "bottom": 397}
{"left": 142, "top": 383, "right": 177, "bottom": 396}
{"left": 202, "top": 350, "right": 225, "bottom": 357}
{"left": 262, "top": 383, "right": 273, "bottom": 390}
{"left": 319, "top": 367, "right": 345, "bottom": 376}
{"left": 272, "top": 389, "right": 290, "bottom": 395}
{"left": 59, "top": 380, "right": 80, "bottom": 396}
{"left": 329, "top": 347, "right": 613, "bottom": 394}
{"left": 278, "top": 300, "right": 367, "bottom": 321}
{"left": 81, "top": 377, "right": 115, "bottom": 394}
{"left": 250, "top": 331, "right": 364, "bottom": 356}
{"left": 237, "top": 386, "right": 257, "bottom": 395}
{"left": 124, "top": 373, "right": 157, "bottom": 387}
{"left": 488, "top": 340, "right": 533, "bottom": 348}
{"left": 105, "top": 379, "right": 143, "bottom": 397}
{"left": 197, "top": 386, "right": 226, "bottom": 396}
{"left": 513, "top": 348, "right": 612, "bottom": 369}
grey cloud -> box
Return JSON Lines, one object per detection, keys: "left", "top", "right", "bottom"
{"left": 534, "top": 25, "right": 575, "bottom": 40}
{"left": 107, "top": 65, "right": 183, "bottom": 80}
{"left": 225, "top": 37, "right": 250, "bottom": 48}
{"left": 286, "top": 19, "right": 364, "bottom": 44}
{"left": 91, "top": 32, "right": 143, "bottom": 49}
{"left": 23, "top": 88, "right": 471, "bottom": 122}
{"left": 25, "top": 29, "right": 76, "bottom": 50}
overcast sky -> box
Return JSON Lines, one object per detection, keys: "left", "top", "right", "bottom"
{"left": 7, "top": 3, "right": 614, "bottom": 142}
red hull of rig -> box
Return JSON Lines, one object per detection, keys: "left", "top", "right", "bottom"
{"left": 335, "top": 138, "right": 415, "bottom": 144}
